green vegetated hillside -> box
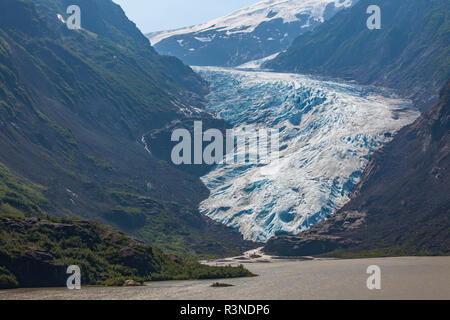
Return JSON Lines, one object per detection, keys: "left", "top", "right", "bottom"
{"left": 265, "top": 0, "right": 450, "bottom": 110}
{"left": 0, "top": 214, "right": 253, "bottom": 290}
{"left": 265, "top": 80, "right": 450, "bottom": 258}
{"left": 0, "top": 162, "right": 49, "bottom": 216}
{"left": 0, "top": 164, "right": 252, "bottom": 289}
{"left": 0, "top": 0, "right": 256, "bottom": 268}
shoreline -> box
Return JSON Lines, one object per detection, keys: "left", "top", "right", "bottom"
{"left": 1, "top": 256, "right": 449, "bottom": 300}
{"left": 201, "top": 247, "right": 318, "bottom": 267}
{"left": 209, "top": 246, "right": 450, "bottom": 266}
{"left": 1, "top": 248, "right": 448, "bottom": 293}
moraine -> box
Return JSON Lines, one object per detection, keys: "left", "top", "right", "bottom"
{"left": 193, "top": 66, "right": 420, "bottom": 242}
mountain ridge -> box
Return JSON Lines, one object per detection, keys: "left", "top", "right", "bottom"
{"left": 148, "top": 0, "right": 357, "bottom": 67}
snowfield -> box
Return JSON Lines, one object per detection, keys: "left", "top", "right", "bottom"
{"left": 148, "top": 0, "right": 358, "bottom": 67}
{"left": 149, "top": 0, "right": 354, "bottom": 45}
{"left": 194, "top": 67, "right": 420, "bottom": 242}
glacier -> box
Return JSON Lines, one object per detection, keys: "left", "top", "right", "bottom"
{"left": 193, "top": 66, "right": 420, "bottom": 242}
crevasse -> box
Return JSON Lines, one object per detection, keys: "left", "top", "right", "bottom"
{"left": 194, "top": 67, "right": 420, "bottom": 242}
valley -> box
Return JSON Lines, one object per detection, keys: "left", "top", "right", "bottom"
{"left": 0, "top": 0, "right": 448, "bottom": 298}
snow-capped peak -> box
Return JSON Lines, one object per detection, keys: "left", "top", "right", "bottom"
{"left": 149, "top": 0, "right": 353, "bottom": 45}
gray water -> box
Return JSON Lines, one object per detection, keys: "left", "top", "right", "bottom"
{"left": 1, "top": 257, "right": 449, "bottom": 300}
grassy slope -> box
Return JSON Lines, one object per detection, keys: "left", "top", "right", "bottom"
{"left": 0, "top": 163, "right": 48, "bottom": 216}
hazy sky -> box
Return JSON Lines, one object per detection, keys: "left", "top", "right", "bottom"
{"left": 112, "top": 0, "right": 261, "bottom": 33}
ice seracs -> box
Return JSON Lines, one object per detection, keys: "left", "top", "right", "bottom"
{"left": 194, "top": 67, "right": 420, "bottom": 242}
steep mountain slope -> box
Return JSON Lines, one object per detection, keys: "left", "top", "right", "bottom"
{"left": 265, "top": 80, "right": 450, "bottom": 256}
{"left": 0, "top": 0, "right": 255, "bottom": 256}
{"left": 0, "top": 165, "right": 252, "bottom": 289}
{"left": 148, "top": 0, "right": 356, "bottom": 67}
{"left": 265, "top": 0, "right": 450, "bottom": 109}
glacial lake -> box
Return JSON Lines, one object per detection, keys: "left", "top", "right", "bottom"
{"left": 1, "top": 256, "right": 449, "bottom": 300}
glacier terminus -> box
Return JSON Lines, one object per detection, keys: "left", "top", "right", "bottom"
{"left": 194, "top": 66, "right": 420, "bottom": 242}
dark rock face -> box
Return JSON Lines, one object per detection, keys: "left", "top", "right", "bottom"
{"left": 7, "top": 250, "right": 67, "bottom": 288}
{"left": 211, "top": 282, "right": 233, "bottom": 287}
{"left": 265, "top": 210, "right": 366, "bottom": 256}
{"left": 265, "top": 80, "right": 450, "bottom": 257}
{"left": 144, "top": 115, "right": 231, "bottom": 176}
